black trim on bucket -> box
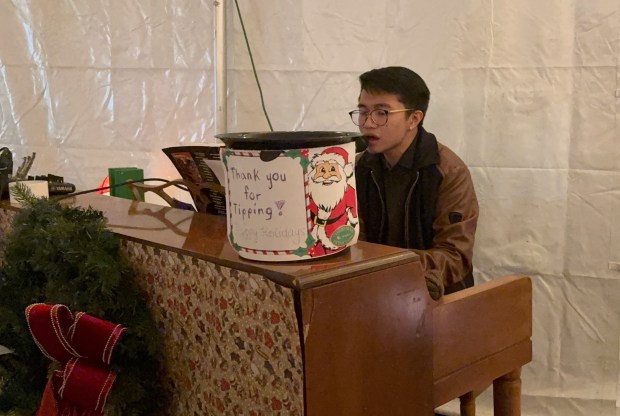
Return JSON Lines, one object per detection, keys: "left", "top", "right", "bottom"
{"left": 215, "top": 131, "right": 362, "bottom": 150}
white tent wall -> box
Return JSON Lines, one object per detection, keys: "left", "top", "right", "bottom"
{"left": 0, "top": 0, "right": 217, "bottom": 196}
{"left": 1, "top": 0, "right": 620, "bottom": 415}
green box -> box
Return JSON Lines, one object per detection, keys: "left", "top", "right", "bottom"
{"left": 108, "top": 167, "right": 144, "bottom": 201}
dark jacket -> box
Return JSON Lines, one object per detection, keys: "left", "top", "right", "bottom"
{"left": 355, "top": 127, "right": 479, "bottom": 294}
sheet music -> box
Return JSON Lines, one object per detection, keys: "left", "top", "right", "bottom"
{"left": 162, "top": 145, "right": 226, "bottom": 215}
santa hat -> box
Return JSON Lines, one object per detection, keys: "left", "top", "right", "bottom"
{"left": 311, "top": 146, "right": 354, "bottom": 178}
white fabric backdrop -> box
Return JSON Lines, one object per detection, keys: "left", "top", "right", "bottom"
{"left": 1, "top": 1, "right": 620, "bottom": 414}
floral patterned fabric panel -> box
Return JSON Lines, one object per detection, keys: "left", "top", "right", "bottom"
{"left": 123, "top": 240, "right": 304, "bottom": 416}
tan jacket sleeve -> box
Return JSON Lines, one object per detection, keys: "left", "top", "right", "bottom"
{"left": 410, "top": 144, "right": 479, "bottom": 288}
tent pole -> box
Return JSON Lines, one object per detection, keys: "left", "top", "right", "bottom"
{"left": 214, "top": 0, "right": 227, "bottom": 136}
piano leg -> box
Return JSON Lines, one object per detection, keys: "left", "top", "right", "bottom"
{"left": 459, "top": 391, "right": 476, "bottom": 416}
{"left": 493, "top": 368, "right": 521, "bottom": 416}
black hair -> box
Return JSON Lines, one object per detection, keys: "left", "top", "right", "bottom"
{"left": 359, "top": 66, "right": 430, "bottom": 117}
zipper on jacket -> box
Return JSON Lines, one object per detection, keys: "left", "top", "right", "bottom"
{"left": 370, "top": 170, "right": 386, "bottom": 240}
{"left": 403, "top": 171, "right": 420, "bottom": 248}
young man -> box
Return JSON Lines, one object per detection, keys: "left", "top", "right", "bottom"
{"left": 352, "top": 66, "right": 479, "bottom": 300}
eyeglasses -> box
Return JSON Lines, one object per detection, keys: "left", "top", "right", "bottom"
{"left": 348, "top": 108, "right": 416, "bottom": 127}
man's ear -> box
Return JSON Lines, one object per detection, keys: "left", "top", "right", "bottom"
{"left": 408, "top": 110, "right": 424, "bottom": 129}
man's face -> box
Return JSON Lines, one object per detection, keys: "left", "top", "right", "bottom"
{"left": 357, "top": 90, "right": 420, "bottom": 167}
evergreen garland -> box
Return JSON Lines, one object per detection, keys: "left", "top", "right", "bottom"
{"left": 0, "top": 185, "right": 165, "bottom": 415}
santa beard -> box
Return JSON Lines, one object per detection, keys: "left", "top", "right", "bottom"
{"left": 309, "top": 175, "right": 347, "bottom": 216}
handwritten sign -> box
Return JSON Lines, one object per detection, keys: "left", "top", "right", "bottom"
{"left": 224, "top": 151, "right": 308, "bottom": 251}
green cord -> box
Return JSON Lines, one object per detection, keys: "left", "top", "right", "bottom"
{"left": 233, "top": 0, "right": 274, "bottom": 131}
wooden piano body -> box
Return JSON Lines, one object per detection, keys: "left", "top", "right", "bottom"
{"left": 0, "top": 195, "right": 533, "bottom": 415}
{"left": 433, "top": 275, "right": 532, "bottom": 415}
{"left": 303, "top": 259, "right": 532, "bottom": 416}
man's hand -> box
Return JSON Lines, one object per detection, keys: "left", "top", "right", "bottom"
{"left": 425, "top": 269, "right": 445, "bottom": 300}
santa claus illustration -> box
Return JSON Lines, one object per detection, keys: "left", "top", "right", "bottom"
{"left": 308, "top": 146, "right": 358, "bottom": 257}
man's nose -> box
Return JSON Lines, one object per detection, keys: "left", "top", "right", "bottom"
{"left": 361, "top": 115, "right": 377, "bottom": 128}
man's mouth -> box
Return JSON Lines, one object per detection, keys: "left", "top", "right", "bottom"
{"left": 364, "top": 135, "right": 379, "bottom": 143}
